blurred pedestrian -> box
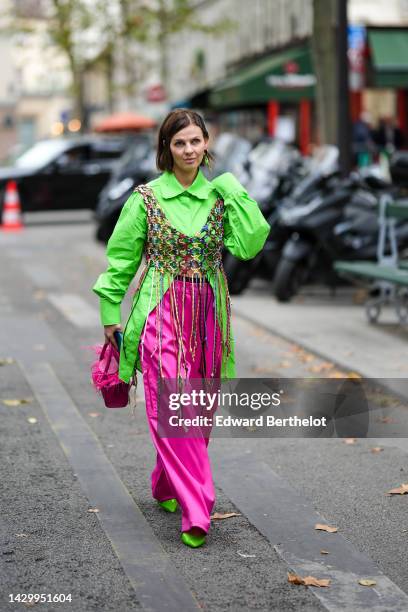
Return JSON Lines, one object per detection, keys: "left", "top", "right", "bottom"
{"left": 352, "top": 111, "right": 376, "bottom": 167}
{"left": 374, "top": 116, "right": 404, "bottom": 154}
{"left": 92, "top": 108, "right": 270, "bottom": 548}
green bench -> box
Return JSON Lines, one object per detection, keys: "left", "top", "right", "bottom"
{"left": 334, "top": 196, "right": 408, "bottom": 323}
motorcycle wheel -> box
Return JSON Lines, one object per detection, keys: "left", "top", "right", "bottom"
{"left": 273, "top": 257, "right": 307, "bottom": 302}
{"left": 223, "top": 253, "right": 256, "bottom": 295}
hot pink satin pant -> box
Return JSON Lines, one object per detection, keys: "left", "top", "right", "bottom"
{"left": 139, "top": 279, "right": 222, "bottom": 533}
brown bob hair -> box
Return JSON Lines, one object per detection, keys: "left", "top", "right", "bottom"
{"left": 156, "top": 108, "right": 214, "bottom": 172}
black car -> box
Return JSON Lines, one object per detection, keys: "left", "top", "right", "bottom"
{"left": 95, "top": 134, "right": 158, "bottom": 243}
{"left": 0, "top": 136, "right": 127, "bottom": 214}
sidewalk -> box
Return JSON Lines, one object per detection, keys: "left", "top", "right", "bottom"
{"left": 2, "top": 223, "right": 408, "bottom": 610}
{"left": 232, "top": 282, "right": 408, "bottom": 398}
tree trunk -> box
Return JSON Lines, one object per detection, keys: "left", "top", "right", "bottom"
{"left": 71, "top": 69, "right": 86, "bottom": 131}
{"left": 118, "top": 0, "right": 136, "bottom": 106}
{"left": 157, "top": 0, "right": 168, "bottom": 95}
{"left": 311, "top": 0, "right": 338, "bottom": 145}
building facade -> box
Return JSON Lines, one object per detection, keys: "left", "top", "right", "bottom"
{"left": 164, "top": 0, "right": 408, "bottom": 151}
{"left": 3, "top": 0, "right": 408, "bottom": 161}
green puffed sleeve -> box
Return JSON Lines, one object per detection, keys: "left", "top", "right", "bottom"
{"left": 92, "top": 191, "right": 147, "bottom": 325}
{"left": 212, "top": 172, "right": 270, "bottom": 260}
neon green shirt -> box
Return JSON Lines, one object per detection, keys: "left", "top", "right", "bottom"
{"left": 92, "top": 169, "right": 270, "bottom": 383}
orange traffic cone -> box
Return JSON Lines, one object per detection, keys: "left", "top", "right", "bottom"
{"left": 1, "top": 180, "right": 23, "bottom": 232}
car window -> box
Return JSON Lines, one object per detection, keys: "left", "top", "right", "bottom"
{"left": 56, "top": 146, "right": 90, "bottom": 167}
{"left": 15, "top": 140, "right": 70, "bottom": 170}
{"left": 120, "top": 140, "right": 151, "bottom": 165}
{"left": 89, "top": 141, "right": 126, "bottom": 161}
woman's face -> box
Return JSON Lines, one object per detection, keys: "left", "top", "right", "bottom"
{"left": 169, "top": 124, "right": 208, "bottom": 173}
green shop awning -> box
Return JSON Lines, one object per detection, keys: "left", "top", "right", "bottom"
{"left": 368, "top": 28, "right": 408, "bottom": 87}
{"left": 210, "top": 45, "right": 315, "bottom": 109}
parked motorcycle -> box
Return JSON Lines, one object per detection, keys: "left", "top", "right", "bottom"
{"left": 95, "top": 135, "right": 157, "bottom": 243}
{"left": 222, "top": 141, "right": 303, "bottom": 293}
{"left": 224, "top": 146, "right": 339, "bottom": 295}
{"left": 209, "top": 132, "right": 253, "bottom": 181}
{"left": 272, "top": 170, "right": 404, "bottom": 302}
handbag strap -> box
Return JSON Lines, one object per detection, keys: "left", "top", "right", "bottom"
{"left": 100, "top": 343, "right": 119, "bottom": 374}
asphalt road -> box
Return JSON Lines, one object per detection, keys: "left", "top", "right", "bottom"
{"left": 1, "top": 215, "right": 408, "bottom": 612}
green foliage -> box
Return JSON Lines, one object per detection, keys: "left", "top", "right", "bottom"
{"left": 2, "top": 0, "right": 235, "bottom": 123}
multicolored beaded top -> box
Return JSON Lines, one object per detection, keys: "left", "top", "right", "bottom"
{"left": 130, "top": 183, "right": 232, "bottom": 381}
{"left": 134, "top": 184, "right": 224, "bottom": 275}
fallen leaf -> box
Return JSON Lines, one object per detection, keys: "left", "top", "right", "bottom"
{"left": 308, "top": 365, "right": 323, "bottom": 373}
{"left": 237, "top": 551, "right": 256, "bottom": 558}
{"left": 87, "top": 508, "right": 99, "bottom": 513}
{"left": 367, "top": 391, "right": 399, "bottom": 408}
{"left": 288, "top": 572, "right": 304, "bottom": 585}
{"left": 0, "top": 357, "right": 14, "bottom": 366}
{"left": 320, "top": 550, "right": 330, "bottom": 555}
{"left": 279, "top": 360, "right": 292, "bottom": 368}
{"left": 211, "top": 512, "right": 241, "bottom": 520}
{"left": 288, "top": 572, "right": 330, "bottom": 587}
{"left": 2, "top": 398, "right": 32, "bottom": 406}
{"left": 251, "top": 365, "right": 276, "bottom": 374}
{"left": 308, "top": 362, "right": 335, "bottom": 373}
{"left": 387, "top": 483, "right": 408, "bottom": 495}
{"left": 303, "top": 575, "right": 331, "bottom": 587}
{"left": 88, "top": 411, "right": 101, "bottom": 418}
{"left": 370, "top": 447, "right": 384, "bottom": 453}
{"left": 377, "top": 416, "right": 397, "bottom": 424}
{"left": 315, "top": 523, "right": 338, "bottom": 533}
{"left": 297, "top": 352, "right": 315, "bottom": 363}
{"left": 15, "top": 533, "right": 28, "bottom": 537}
{"left": 343, "top": 438, "right": 357, "bottom": 445}
{"left": 358, "top": 578, "right": 377, "bottom": 586}
{"left": 379, "top": 397, "right": 399, "bottom": 408}
{"left": 347, "top": 372, "right": 362, "bottom": 379}
{"left": 27, "top": 417, "right": 37, "bottom": 424}
{"left": 289, "top": 344, "right": 302, "bottom": 352}
{"left": 280, "top": 395, "right": 296, "bottom": 404}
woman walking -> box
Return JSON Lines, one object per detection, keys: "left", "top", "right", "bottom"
{"left": 93, "top": 109, "right": 270, "bottom": 548}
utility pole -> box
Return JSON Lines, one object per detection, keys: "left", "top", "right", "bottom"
{"left": 337, "top": 0, "right": 352, "bottom": 175}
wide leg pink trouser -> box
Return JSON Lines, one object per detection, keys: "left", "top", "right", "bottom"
{"left": 138, "top": 279, "right": 222, "bottom": 534}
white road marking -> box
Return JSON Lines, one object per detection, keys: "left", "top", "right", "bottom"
{"left": 48, "top": 293, "right": 100, "bottom": 328}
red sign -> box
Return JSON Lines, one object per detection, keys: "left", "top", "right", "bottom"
{"left": 146, "top": 84, "right": 166, "bottom": 102}
{"left": 284, "top": 61, "right": 299, "bottom": 74}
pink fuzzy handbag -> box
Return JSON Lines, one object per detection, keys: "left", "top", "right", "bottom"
{"left": 91, "top": 342, "right": 130, "bottom": 408}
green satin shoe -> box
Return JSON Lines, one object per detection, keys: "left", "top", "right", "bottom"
{"left": 181, "top": 530, "right": 206, "bottom": 548}
{"left": 158, "top": 498, "right": 178, "bottom": 513}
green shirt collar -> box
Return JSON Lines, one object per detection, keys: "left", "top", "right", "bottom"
{"left": 160, "top": 169, "right": 214, "bottom": 200}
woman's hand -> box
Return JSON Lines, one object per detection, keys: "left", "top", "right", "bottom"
{"left": 104, "top": 323, "right": 123, "bottom": 351}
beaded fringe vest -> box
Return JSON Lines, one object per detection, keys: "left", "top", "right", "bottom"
{"left": 129, "top": 184, "right": 232, "bottom": 381}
